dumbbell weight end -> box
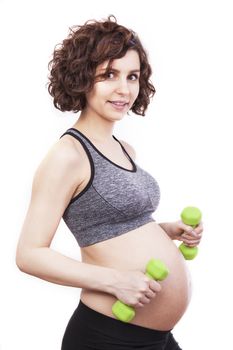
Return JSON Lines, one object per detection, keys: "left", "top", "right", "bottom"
{"left": 179, "top": 206, "right": 202, "bottom": 260}
{"left": 112, "top": 259, "right": 169, "bottom": 322}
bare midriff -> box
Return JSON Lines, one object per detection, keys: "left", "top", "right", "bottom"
{"left": 80, "top": 221, "right": 191, "bottom": 331}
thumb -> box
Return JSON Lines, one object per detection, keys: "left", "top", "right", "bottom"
{"left": 178, "top": 221, "right": 194, "bottom": 234}
{"left": 181, "top": 223, "right": 198, "bottom": 237}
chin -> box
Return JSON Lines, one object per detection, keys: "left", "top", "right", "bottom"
{"left": 104, "top": 113, "right": 126, "bottom": 121}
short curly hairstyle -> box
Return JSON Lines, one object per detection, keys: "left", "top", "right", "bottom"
{"left": 48, "top": 15, "right": 155, "bottom": 116}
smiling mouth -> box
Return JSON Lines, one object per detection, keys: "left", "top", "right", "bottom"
{"left": 108, "top": 101, "right": 129, "bottom": 106}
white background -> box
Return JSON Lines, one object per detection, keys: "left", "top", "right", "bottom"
{"left": 1, "top": 0, "right": 233, "bottom": 349}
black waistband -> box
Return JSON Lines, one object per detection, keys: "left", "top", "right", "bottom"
{"left": 78, "top": 300, "right": 171, "bottom": 342}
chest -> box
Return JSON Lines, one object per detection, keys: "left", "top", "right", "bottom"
{"left": 92, "top": 164, "right": 160, "bottom": 217}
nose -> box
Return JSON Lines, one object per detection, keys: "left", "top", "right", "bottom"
{"left": 115, "top": 77, "right": 130, "bottom": 96}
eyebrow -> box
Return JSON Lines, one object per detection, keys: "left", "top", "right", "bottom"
{"left": 99, "top": 68, "right": 140, "bottom": 73}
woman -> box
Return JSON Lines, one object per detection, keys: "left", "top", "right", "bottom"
{"left": 16, "top": 15, "right": 203, "bottom": 349}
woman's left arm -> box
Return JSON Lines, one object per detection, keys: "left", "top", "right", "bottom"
{"left": 158, "top": 221, "right": 203, "bottom": 247}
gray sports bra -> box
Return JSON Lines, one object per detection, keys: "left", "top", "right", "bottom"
{"left": 61, "top": 128, "right": 160, "bottom": 247}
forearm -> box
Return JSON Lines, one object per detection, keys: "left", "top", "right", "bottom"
{"left": 16, "top": 247, "right": 117, "bottom": 294}
{"left": 158, "top": 222, "right": 174, "bottom": 239}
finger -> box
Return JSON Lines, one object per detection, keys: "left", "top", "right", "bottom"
{"left": 183, "top": 234, "right": 202, "bottom": 241}
{"left": 182, "top": 232, "right": 202, "bottom": 242}
{"left": 190, "top": 239, "right": 201, "bottom": 244}
{"left": 178, "top": 221, "right": 194, "bottom": 234}
{"left": 193, "top": 228, "right": 203, "bottom": 236}
{"left": 136, "top": 302, "right": 145, "bottom": 308}
{"left": 182, "top": 238, "right": 200, "bottom": 245}
{"left": 139, "top": 296, "right": 151, "bottom": 304}
{"left": 184, "top": 242, "right": 199, "bottom": 247}
{"left": 184, "top": 237, "right": 202, "bottom": 245}
{"left": 145, "top": 290, "right": 156, "bottom": 299}
{"left": 180, "top": 225, "right": 198, "bottom": 238}
{"left": 149, "top": 280, "right": 161, "bottom": 293}
{"left": 192, "top": 222, "right": 204, "bottom": 235}
{"left": 188, "top": 230, "right": 200, "bottom": 238}
{"left": 182, "top": 231, "right": 199, "bottom": 239}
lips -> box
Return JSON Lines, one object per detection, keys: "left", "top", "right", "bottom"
{"left": 108, "top": 101, "right": 129, "bottom": 106}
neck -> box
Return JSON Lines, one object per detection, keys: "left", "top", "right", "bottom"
{"left": 73, "top": 111, "right": 115, "bottom": 143}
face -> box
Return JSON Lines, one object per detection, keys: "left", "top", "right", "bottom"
{"left": 84, "top": 50, "right": 140, "bottom": 122}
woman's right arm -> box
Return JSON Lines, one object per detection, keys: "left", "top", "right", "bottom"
{"left": 16, "top": 138, "right": 161, "bottom": 306}
{"left": 15, "top": 139, "right": 118, "bottom": 293}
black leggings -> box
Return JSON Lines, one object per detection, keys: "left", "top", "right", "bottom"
{"left": 61, "top": 300, "right": 182, "bottom": 350}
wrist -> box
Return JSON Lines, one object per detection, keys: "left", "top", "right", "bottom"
{"left": 159, "top": 222, "right": 174, "bottom": 239}
{"left": 94, "top": 266, "right": 120, "bottom": 296}
{"left": 104, "top": 268, "right": 121, "bottom": 296}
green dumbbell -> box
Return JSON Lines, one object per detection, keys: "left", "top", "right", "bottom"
{"left": 179, "top": 206, "right": 202, "bottom": 260}
{"left": 112, "top": 258, "right": 169, "bottom": 323}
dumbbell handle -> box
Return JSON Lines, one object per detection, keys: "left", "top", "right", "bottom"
{"left": 112, "top": 259, "right": 169, "bottom": 323}
{"left": 179, "top": 206, "right": 202, "bottom": 260}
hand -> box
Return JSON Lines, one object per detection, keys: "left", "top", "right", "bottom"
{"left": 113, "top": 270, "right": 162, "bottom": 308}
{"left": 162, "top": 221, "right": 203, "bottom": 247}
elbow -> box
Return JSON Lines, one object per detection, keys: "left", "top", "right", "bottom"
{"left": 15, "top": 247, "right": 31, "bottom": 273}
{"left": 15, "top": 252, "right": 26, "bottom": 272}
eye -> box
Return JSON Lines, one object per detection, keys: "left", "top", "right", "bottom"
{"left": 129, "top": 73, "right": 139, "bottom": 81}
{"left": 106, "top": 71, "right": 115, "bottom": 79}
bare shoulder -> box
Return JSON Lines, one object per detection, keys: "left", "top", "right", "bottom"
{"left": 36, "top": 136, "right": 82, "bottom": 177}
{"left": 32, "top": 135, "right": 84, "bottom": 199}
{"left": 119, "top": 139, "right": 137, "bottom": 161}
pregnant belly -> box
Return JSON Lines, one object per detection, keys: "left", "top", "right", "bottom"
{"left": 80, "top": 222, "right": 192, "bottom": 330}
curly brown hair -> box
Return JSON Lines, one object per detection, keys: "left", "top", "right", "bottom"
{"left": 48, "top": 15, "right": 155, "bottom": 116}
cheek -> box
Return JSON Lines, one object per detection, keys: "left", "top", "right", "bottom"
{"left": 86, "top": 86, "right": 107, "bottom": 106}
{"left": 94, "top": 84, "right": 111, "bottom": 101}
{"left": 132, "top": 84, "right": 140, "bottom": 100}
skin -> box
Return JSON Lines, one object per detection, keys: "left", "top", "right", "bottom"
{"left": 16, "top": 49, "right": 203, "bottom": 331}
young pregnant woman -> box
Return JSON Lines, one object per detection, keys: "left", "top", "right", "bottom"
{"left": 16, "top": 15, "right": 203, "bottom": 349}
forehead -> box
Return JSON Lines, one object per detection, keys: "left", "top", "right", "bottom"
{"left": 98, "top": 50, "right": 140, "bottom": 71}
